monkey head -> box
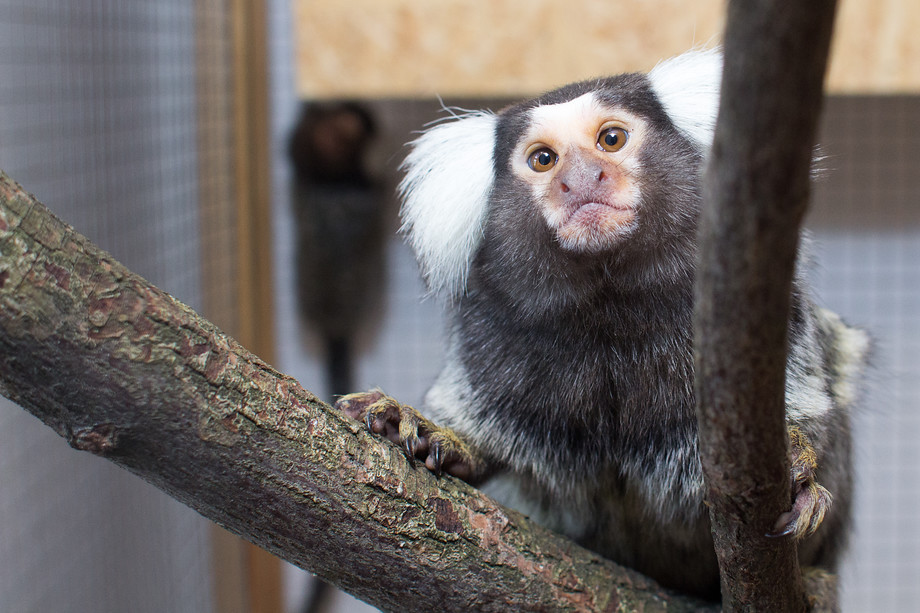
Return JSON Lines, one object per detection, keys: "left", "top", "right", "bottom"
{"left": 289, "top": 102, "right": 377, "bottom": 185}
{"left": 399, "top": 49, "right": 723, "bottom": 301}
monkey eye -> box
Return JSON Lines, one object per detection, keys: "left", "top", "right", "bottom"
{"left": 597, "top": 127, "right": 629, "bottom": 152}
{"left": 527, "top": 147, "right": 558, "bottom": 172}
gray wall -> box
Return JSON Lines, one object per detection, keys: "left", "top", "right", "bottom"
{"left": 808, "top": 96, "right": 920, "bottom": 611}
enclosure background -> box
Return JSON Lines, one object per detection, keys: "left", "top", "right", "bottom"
{"left": 0, "top": 1, "right": 916, "bottom": 612}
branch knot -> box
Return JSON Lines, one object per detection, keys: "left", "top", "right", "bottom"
{"left": 69, "top": 423, "right": 119, "bottom": 455}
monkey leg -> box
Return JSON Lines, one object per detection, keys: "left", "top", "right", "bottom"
{"left": 770, "top": 425, "right": 833, "bottom": 539}
{"left": 335, "top": 390, "right": 488, "bottom": 483}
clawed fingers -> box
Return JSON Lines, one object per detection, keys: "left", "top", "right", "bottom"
{"left": 335, "top": 389, "right": 482, "bottom": 483}
{"left": 768, "top": 426, "right": 833, "bottom": 539}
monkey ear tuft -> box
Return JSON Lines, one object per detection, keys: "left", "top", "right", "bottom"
{"left": 648, "top": 47, "right": 723, "bottom": 151}
{"left": 398, "top": 111, "right": 497, "bottom": 297}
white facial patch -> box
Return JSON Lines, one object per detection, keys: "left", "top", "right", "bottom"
{"left": 525, "top": 93, "right": 612, "bottom": 154}
{"left": 513, "top": 92, "right": 647, "bottom": 178}
{"left": 514, "top": 93, "right": 646, "bottom": 253}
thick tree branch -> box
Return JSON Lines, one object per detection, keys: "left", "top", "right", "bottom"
{"left": 0, "top": 170, "right": 714, "bottom": 612}
{"left": 695, "top": 1, "right": 838, "bottom": 611}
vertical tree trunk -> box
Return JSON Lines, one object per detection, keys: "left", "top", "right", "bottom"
{"left": 695, "top": 1, "right": 839, "bottom": 610}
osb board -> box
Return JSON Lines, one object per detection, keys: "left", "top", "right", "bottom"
{"left": 292, "top": 0, "right": 920, "bottom": 98}
{"left": 828, "top": 0, "right": 920, "bottom": 93}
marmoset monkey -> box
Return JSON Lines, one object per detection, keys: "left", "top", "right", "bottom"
{"left": 337, "top": 49, "right": 869, "bottom": 598}
{"left": 289, "top": 102, "right": 388, "bottom": 396}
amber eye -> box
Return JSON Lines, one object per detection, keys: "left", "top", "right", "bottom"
{"left": 597, "top": 127, "right": 628, "bottom": 152}
{"left": 527, "top": 147, "right": 558, "bottom": 172}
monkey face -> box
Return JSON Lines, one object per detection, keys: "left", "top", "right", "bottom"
{"left": 511, "top": 94, "right": 648, "bottom": 254}
{"left": 399, "top": 49, "right": 722, "bottom": 298}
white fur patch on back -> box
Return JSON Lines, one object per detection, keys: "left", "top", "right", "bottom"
{"left": 648, "top": 48, "right": 723, "bottom": 151}
{"left": 818, "top": 307, "right": 871, "bottom": 409}
{"left": 398, "top": 111, "right": 497, "bottom": 297}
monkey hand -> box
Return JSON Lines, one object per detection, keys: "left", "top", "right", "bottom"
{"left": 335, "top": 390, "right": 487, "bottom": 483}
{"left": 769, "top": 425, "right": 833, "bottom": 539}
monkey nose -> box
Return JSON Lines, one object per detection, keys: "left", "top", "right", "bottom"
{"left": 559, "top": 166, "right": 606, "bottom": 194}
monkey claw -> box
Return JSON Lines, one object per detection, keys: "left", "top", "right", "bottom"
{"left": 769, "top": 426, "right": 834, "bottom": 540}
{"left": 335, "top": 390, "right": 485, "bottom": 483}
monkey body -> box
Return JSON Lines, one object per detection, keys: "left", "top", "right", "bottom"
{"left": 430, "top": 276, "right": 858, "bottom": 595}
{"left": 435, "top": 265, "right": 715, "bottom": 593}
{"left": 338, "top": 49, "right": 868, "bottom": 598}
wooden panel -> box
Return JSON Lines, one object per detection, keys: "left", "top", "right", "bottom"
{"left": 197, "top": 0, "right": 282, "bottom": 611}
{"left": 197, "top": 0, "right": 241, "bottom": 336}
{"left": 829, "top": 0, "right": 920, "bottom": 93}
{"left": 292, "top": 0, "right": 920, "bottom": 97}
{"left": 231, "top": 0, "right": 285, "bottom": 611}
{"left": 232, "top": 0, "right": 278, "bottom": 363}
{"left": 293, "top": 0, "right": 723, "bottom": 98}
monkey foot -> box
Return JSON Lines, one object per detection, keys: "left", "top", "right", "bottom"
{"left": 335, "top": 389, "right": 485, "bottom": 483}
{"left": 769, "top": 426, "right": 833, "bottom": 539}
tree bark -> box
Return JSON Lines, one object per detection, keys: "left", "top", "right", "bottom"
{"left": 0, "top": 169, "right": 716, "bottom": 612}
{"left": 695, "top": 1, "right": 838, "bottom": 611}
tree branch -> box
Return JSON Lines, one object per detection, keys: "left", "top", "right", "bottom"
{"left": 0, "top": 169, "right": 714, "bottom": 612}
{"left": 695, "top": 1, "right": 838, "bottom": 610}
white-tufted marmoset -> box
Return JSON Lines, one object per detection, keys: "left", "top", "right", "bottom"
{"left": 336, "top": 49, "right": 869, "bottom": 599}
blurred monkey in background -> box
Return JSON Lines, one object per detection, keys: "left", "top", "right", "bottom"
{"left": 289, "top": 101, "right": 389, "bottom": 398}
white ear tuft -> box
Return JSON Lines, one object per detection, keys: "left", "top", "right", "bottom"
{"left": 648, "top": 47, "right": 723, "bottom": 151}
{"left": 398, "top": 111, "right": 497, "bottom": 297}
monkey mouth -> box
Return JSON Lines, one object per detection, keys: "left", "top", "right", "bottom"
{"left": 564, "top": 200, "right": 635, "bottom": 225}
{"left": 556, "top": 200, "right": 637, "bottom": 252}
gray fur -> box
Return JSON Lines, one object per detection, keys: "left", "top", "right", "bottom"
{"left": 408, "top": 58, "right": 868, "bottom": 599}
